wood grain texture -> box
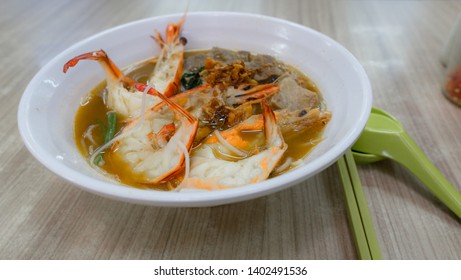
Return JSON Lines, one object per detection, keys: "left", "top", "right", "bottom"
{"left": 1, "top": 0, "right": 460, "bottom": 259}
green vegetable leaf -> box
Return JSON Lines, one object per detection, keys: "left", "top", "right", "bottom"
{"left": 93, "top": 111, "right": 117, "bottom": 165}
{"left": 181, "top": 66, "right": 204, "bottom": 90}
{"left": 105, "top": 111, "right": 117, "bottom": 143}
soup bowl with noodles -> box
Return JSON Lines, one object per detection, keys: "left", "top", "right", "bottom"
{"left": 18, "top": 12, "right": 372, "bottom": 207}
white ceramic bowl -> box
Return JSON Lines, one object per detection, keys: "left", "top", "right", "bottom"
{"left": 18, "top": 12, "right": 372, "bottom": 207}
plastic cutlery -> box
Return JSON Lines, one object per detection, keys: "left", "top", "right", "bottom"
{"left": 352, "top": 107, "right": 461, "bottom": 218}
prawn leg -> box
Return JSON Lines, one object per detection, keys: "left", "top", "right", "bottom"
{"left": 63, "top": 49, "right": 134, "bottom": 87}
{"left": 224, "top": 84, "right": 280, "bottom": 106}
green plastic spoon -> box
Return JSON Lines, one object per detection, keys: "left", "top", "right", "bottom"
{"left": 352, "top": 108, "right": 398, "bottom": 164}
{"left": 352, "top": 151, "right": 385, "bottom": 165}
{"left": 352, "top": 107, "right": 461, "bottom": 218}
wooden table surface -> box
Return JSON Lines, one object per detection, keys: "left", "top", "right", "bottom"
{"left": 1, "top": 0, "right": 461, "bottom": 260}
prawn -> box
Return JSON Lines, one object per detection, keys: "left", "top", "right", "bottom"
{"left": 163, "top": 83, "right": 280, "bottom": 145}
{"left": 108, "top": 83, "right": 198, "bottom": 185}
{"left": 149, "top": 15, "right": 186, "bottom": 97}
{"left": 63, "top": 50, "right": 160, "bottom": 121}
{"left": 180, "top": 99, "right": 287, "bottom": 190}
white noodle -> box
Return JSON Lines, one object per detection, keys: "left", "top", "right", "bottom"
{"left": 274, "top": 157, "right": 293, "bottom": 174}
{"left": 89, "top": 131, "right": 128, "bottom": 165}
{"left": 80, "top": 138, "right": 89, "bottom": 155}
{"left": 273, "top": 73, "right": 290, "bottom": 84}
{"left": 79, "top": 92, "right": 92, "bottom": 106}
{"left": 138, "top": 82, "right": 152, "bottom": 125}
{"left": 82, "top": 124, "right": 99, "bottom": 146}
{"left": 213, "top": 130, "right": 247, "bottom": 157}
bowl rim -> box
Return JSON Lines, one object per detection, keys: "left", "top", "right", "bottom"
{"left": 17, "top": 11, "right": 372, "bottom": 207}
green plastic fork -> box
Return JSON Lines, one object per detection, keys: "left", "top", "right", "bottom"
{"left": 352, "top": 107, "right": 461, "bottom": 219}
